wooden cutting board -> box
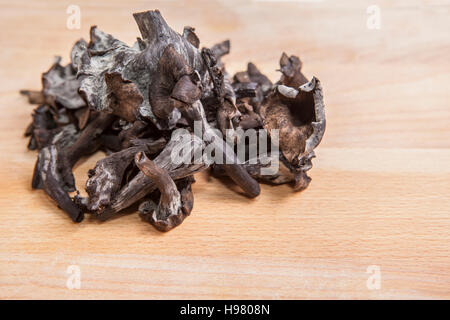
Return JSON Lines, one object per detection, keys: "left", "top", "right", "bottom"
{"left": 0, "top": 0, "right": 449, "bottom": 299}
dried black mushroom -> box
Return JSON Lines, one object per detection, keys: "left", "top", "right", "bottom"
{"left": 22, "top": 10, "right": 326, "bottom": 231}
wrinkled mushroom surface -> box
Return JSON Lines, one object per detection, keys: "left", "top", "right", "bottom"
{"left": 22, "top": 10, "right": 326, "bottom": 231}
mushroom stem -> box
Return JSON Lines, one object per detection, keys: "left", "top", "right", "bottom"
{"left": 65, "top": 113, "right": 116, "bottom": 168}
{"left": 221, "top": 164, "right": 260, "bottom": 198}
{"left": 135, "top": 151, "right": 185, "bottom": 232}
{"left": 32, "top": 145, "right": 83, "bottom": 222}
{"left": 95, "top": 133, "right": 208, "bottom": 220}
{"left": 135, "top": 151, "right": 180, "bottom": 208}
{"left": 182, "top": 100, "right": 260, "bottom": 198}
{"left": 86, "top": 143, "right": 164, "bottom": 212}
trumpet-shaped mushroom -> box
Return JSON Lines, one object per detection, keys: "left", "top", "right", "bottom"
{"left": 259, "top": 75, "right": 325, "bottom": 190}
{"left": 86, "top": 139, "right": 165, "bottom": 212}
{"left": 94, "top": 132, "right": 208, "bottom": 220}
{"left": 21, "top": 10, "right": 325, "bottom": 231}
{"left": 135, "top": 152, "right": 194, "bottom": 231}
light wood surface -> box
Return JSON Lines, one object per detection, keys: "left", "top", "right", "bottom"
{"left": 0, "top": 0, "right": 449, "bottom": 299}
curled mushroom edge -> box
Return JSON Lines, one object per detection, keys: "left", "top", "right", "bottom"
{"left": 21, "top": 10, "right": 326, "bottom": 231}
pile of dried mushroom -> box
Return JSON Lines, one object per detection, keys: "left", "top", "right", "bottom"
{"left": 21, "top": 10, "right": 325, "bottom": 231}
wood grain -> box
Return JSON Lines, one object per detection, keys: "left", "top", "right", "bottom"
{"left": 0, "top": 0, "right": 449, "bottom": 299}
